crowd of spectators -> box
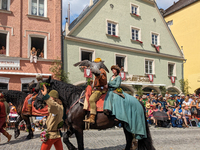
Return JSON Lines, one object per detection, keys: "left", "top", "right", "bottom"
{"left": 136, "top": 91, "right": 200, "bottom": 128}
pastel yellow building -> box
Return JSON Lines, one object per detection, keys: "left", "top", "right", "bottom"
{"left": 163, "top": 0, "right": 200, "bottom": 94}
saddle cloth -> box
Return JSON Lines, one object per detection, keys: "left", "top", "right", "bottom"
{"left": 79, "top": 85, "right": 106, "bottom": 112}
{"left": 22, "top": 94, "right": 49, "bottom": 116}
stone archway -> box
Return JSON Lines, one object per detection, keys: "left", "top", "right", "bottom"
{"left": 142, "top": 86, "right": 161, "bottom": 94}
{"left": 195, "top": 88, "right": 200, "bottom": 96}
{"left": 166, "top": 86, "right": 181, "bottom": 95}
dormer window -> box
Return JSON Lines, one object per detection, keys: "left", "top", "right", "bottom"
{"left": 130, "top": 3, "right": 140, "bottom": 17}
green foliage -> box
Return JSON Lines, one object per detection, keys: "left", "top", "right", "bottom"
{"left": 40, "top": 82, "right": 50, "bottom": 88}
{"left": 132, "top": 85, "right": 144, "bottom": 96}
{"left": 49, "top": 59, "right": 70, "bottom": 83}
{"left": 179, "top": 79, "right": 190, "bottom": 95}
{"left": 159, "top": 86, "right": 166, "bottom": 97}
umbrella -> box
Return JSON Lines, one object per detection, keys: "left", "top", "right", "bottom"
{"left": 153, "top": 111, "right": 168, "bottom": 121}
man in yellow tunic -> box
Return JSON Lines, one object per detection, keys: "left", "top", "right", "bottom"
{"left": 83, "top": 58, "right": 107, "bottom": 124}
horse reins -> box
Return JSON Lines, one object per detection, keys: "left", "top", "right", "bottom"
{"left": 66, "top": 95, "right": 85, "bottom": 115}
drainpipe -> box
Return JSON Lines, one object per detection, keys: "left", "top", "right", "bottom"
{"left": 181, "top": 46, "right": 187, "bottom": 93}
{"left": 61, "top": 0, "right": 64, "bottom": 70}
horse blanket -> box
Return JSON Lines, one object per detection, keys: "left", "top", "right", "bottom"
{"left": 80, "top": 85, "right": 106, "bottom": 112}
{"left": 22, "top": 94, "right": 49, "bottom": 116}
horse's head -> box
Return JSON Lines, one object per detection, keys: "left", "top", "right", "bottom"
{"left": 34, "top": 76, "right": 52, "bottom": 110}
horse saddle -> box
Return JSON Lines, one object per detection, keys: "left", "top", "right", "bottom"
{"left": 78, "top": 86, "right": 107, "bottom": 112}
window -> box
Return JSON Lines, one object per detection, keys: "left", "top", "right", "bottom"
{"left": 168, "top": 63, "right": 176, "bottom": 76}
{"left": 79, "top": 48, "right": 95, "bottom": 62}
{"left": 81, "top": 51, "right": 92, "bottom": 61}
{"left": 131, "top": 4, "right": 139, "bottom": 15}
{"left": 0, "top": 83, "right": 8, "bottom": 90}
{"left": 31, "top": 37, "right": 44, "bottom": 58}
{"left": 132, "top": 28, "right": 139, "bottom": 40}
{"left": 22, "top": 83, "right": 37, "bottom": 93}
{"left": 115, "top": 54, "right": 127, "bottom": 71}
{"left": 145, "top": 59, "right": 154, "bottom": 74}
{"left": 0, "top": 33, "right": 7, "bottom": 55}
{"left": 28, "top": 35, "right": 47, "bottom": 59}
{"left": 151, "top": 33, "right": 160, "bottom": 46}
{"left": 0, "top": 0, "right": 10, "bottom": 10}
{"left": 29, "top": 0, "right": 47, "bottom": 17}
{"left": 107, "top": 20, "right": 119, "bottom": 37}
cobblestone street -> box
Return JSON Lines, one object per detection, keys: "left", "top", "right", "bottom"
{"left": 1, "top": 127, "right": 200, "bottom": 150}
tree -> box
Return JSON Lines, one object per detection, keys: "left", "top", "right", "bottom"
{"left": 49, "top": 59, "right": 69, "bottom": 83}
{"left": 159, "top": 86, "right": 166, "bottom": 97}
{"left": 179, "top": 79, "right": 190, "bottom": 95}
{"left": 132, "top": 85, "right": 144, "bottom": 96}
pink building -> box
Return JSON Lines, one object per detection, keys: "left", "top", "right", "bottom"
{"left": 0, "top": 0, "right": 62, "bottom": 92}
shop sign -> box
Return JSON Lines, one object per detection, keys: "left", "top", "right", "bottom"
{"left": 0, "top": 59, "right": 20, "bottom": 70}
{"left": 126, "top": 75, "right": 150, "bottom": 82}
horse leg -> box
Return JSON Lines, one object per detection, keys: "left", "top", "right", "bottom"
{"left": 123, "top": 127, "right": 133, "bottom": 150}
{"left": 14, "top": 115, "right": 23, "bottom": 139}
{"left": 23, "top": 115, "right": 33, "bottom": 139}
{"left": 74, "top": 128, "right": 84, "bottom": 150}
{"left": 63, "top": 130, "right": 77, "bottom": 150}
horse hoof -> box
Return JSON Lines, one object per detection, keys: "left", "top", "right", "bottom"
{"left": 14, "top": 130, "right": 20, "bottom": 139}
{"left": 26, "top": 135, "right": 33, "bottom": 139}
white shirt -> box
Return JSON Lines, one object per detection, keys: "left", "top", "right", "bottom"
{"left": 183, "top": 101, "right": 190, "bottom": 106}
{"left": 188, "top": 98, "right": 193, "bottom": 104}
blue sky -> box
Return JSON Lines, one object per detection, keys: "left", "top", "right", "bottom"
{"left": 62, "top": 0, "right": 179, "bottom": 29}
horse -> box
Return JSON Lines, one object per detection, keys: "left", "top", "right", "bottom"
{"left": 34, "top": 78, "right": 155, "bottom": 150}
{"left": 1, "top": 90, "right": 34, "bottom": 139}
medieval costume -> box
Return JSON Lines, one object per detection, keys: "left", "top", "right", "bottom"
{"left": 0, "top": 93, "right": 12, "bottom": 142}
{"left": 41, "top": 90, "right": 64, "bottom": 150}
{"left": 83, "top": 58, "right": 108, "bottom": 124}
{"left": 103, "top": 65, "right": 147, "bottom": 140}
{"left": 26, "top": 75, "right": 43, "bottom": 115}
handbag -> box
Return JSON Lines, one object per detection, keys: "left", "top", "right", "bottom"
{"left": 191, "top": 107, "right": 197, "bottom": 115}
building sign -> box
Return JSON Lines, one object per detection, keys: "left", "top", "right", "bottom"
{"left": 126, "top": 75, "right": 150, "bottom": 82}
{"left": 119, "top": 72, "right": 126, "bottom": 80}
{"left": 0, "top": 59, "right": 20, "bottom": 70}
{"left": 148, "top": 74, "right": 154, "bottom": 82}
{"left": 84, "top": 69, "right": 92, "bottom": 78}
{"left": 171, "top": 76, "right": 175, "bottom": 84}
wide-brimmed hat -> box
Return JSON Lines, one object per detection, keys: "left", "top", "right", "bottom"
{"left": 142, "top": 95, "right": 147, "bottom": 99}
{"left": 94, "top": 58, "right": 102, "bottom": 63}
{"left": 49, "top": 90, "right": 59, "bottom": 99}
{"left": 146, "top": 103, "right": 150, "bottom": 109}
{"left": 111, "top": 65, "right": 120, "bottom": 74}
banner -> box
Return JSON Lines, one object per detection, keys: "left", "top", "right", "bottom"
{"left": 84, "top": 69, "right": 92, "bottom": 78}
{"left": 119, "top": 72, "right": 126, "bottom": 80}
{"left": 148, "top": 74, "right": 154, "bottom": 82}
{"left": 171, "top": 76, "right": 175, "bottom": 84}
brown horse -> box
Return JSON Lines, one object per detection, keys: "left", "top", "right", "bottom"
{"left": 34, "top": 78, "right": 155, "bottom": 150}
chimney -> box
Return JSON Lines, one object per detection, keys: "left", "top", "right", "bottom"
{"left": 65, "top": 3, "right": 70, "bottom": 36}
{"left": 89, "top": 0, "right": 93, "bottom": 7}
{"left": 68, "top": 3, "right": 70, "bottom": 25}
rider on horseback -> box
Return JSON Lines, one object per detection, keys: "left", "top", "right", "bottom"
{"left": 83, "top": 58, "right": 108, "bottom": 124}
{"left": 26, "top": 75, "right": 43, "bottom": 115}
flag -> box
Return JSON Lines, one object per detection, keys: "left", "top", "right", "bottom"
{"left": 84, "top": 69, "right": 92, "bottom": 78}
{"left": 119, "top": 72, "right": 126, "bottom": 80}
{"left": 171, "top": 76, "right": 175, "bottom": 84}
{"left": 148, "top": 74, "right": 153, "bottom": 82}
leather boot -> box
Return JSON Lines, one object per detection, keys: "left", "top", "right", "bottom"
{"left": 26, "top": 104, "right": 32, "bottom": 116}
{"left": 2, "top": 130, "right": 12, "bottom": 142}
{"left": 83, "top": 114, "right": 95, "bottom": 124}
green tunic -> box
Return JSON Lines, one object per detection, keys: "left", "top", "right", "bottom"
{"left": 103, "top": 75, "right": 147, "bottom": 139}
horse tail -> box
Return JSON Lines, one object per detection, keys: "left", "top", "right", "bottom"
{"left": 137, "top": 102, "right": 155, "bottom": 150}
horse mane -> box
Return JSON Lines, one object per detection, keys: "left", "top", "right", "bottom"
{"left": 50, "top": 79, "right": 83, "bottom": 109}
{"left": 3, "top": 90, "right": 28, "bottom": 112}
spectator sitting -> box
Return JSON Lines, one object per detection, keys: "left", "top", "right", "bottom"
{"left": 30, "top": 47, "right": 37, "bottom": 63}
{"left": 39, "top": 51, "right": 44, "bottom": 58}
{"left": 190, "top": 96, "right": 198, "bottom": 118}
{"left": 182, "top": 104, "right": 190, "bottom": 128}
{"left": 167, "top": 108, "right": 173, "bottom": 121}
{"left": 173, "top": 105, "right": 182, "bottom": 118}
{"left": 183, "top": 97, "right": 190, "bottom": 106}
{"left": 196, "top": 99, "right": 200, "bottom": 118}
{"left": 176, "top": 95, "right": 183, "bottom": 108}
{"left": 189, "top": 95, "right": 194, "bottom": 104}
{"left": 0, "top": 46, "right": 6, "bottom": 54}
{"left": 159, "top": 97, "right": 167, "bottom": 112}
{"left": 152, "top": 96, "right": 159, "bottom": 109}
